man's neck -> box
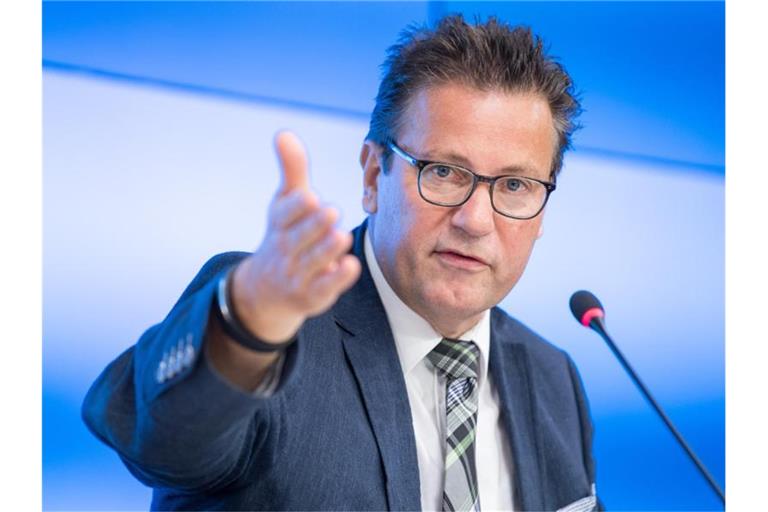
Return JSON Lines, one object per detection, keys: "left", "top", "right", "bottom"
{"left": 426, "top": 313, "right": 484, "bottom": 340}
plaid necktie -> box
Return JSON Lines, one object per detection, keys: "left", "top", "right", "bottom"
{"left": 428, "top": 338, "right": 481, "bottom": 512}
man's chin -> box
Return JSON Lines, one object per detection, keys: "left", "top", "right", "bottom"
{"left": 417, "top": 286, "right": 490, "bottom": 332}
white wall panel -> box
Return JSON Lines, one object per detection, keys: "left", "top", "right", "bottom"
{"left": 44, "top": 69, "right": 723, "bottom": 510}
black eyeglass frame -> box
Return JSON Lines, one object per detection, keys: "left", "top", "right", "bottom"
{"left": 387, "top": 141, "right": 556, "bottom": 220}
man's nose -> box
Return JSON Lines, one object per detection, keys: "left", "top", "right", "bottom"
{"left": 450, "top": 183, "right": 496, "bottom": 237}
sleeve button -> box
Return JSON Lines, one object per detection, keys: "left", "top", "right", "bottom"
{"left": 156, "top": 360, "right": 167, "bottom": 383}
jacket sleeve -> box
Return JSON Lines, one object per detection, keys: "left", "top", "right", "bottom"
{"left": 566, "top": 355, "right": 604, "bottom": 511}
{"left": 81, "top": 252, "right": 301, "bottom": 493}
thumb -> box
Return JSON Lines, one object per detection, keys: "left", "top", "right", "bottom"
{"left": 274, "top": 131, "right": 309, "bottom": 194}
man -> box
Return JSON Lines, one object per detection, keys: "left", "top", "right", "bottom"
{"left": 83, "top": 15, "right": 599, "bottom": 512}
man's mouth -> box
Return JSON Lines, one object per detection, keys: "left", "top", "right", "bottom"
{"left": 434, "top": 250, "right": 489, "bottom": 271}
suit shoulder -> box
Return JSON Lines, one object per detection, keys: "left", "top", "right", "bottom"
{"left": 491, "top": 307, "right": 570, "bottom": 365}
{"left": 490, "top": 307, "right": 588, "bottom": 415}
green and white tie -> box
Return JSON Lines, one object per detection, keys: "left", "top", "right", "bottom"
{"left": 428, "top": 338, "right": 481, "bottom": 512}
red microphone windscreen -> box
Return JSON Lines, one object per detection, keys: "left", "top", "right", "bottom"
{"left": 569, "top": 290, "right": 605, "bottom": 327}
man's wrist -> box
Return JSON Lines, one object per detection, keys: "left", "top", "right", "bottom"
{"left": 214, "top": 268, "right": 296, "bottom": 352}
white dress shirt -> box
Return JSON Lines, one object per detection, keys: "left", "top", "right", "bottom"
{"left": 364, "top": 231, "right": 515, "bottom": 511}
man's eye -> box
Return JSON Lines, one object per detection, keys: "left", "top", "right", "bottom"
{"left": 505, "top": 178, "right": 525, "bottom": 192}
{"left": 432, "top": 165, "right": 453, "bottom": 178}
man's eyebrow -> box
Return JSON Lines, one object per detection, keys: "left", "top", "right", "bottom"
{"left": 422, "top": 149, "right": 537, "bottom": 176}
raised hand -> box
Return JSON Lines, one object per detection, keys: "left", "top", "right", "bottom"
{"left": 228, "top": 131, "right": 362, "bottom": 344}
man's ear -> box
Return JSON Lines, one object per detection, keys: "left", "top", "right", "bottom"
{"left": 360, "top": 140, "right": 383, "bottom": 214}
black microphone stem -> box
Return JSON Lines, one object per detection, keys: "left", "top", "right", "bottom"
{"left": 590, "top": 317, "right": 725, "bottom": 505}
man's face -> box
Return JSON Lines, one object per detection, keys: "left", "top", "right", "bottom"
{"left": 361, "top": 83, "right": 556, "bottom": 336}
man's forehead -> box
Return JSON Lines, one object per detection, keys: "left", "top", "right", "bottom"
{"left": 395, "top": 83, "right": 558, "bottom": 177}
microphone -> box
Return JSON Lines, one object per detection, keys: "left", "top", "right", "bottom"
{"left": 569, "top": 290, "right": 725, "bottom": 504}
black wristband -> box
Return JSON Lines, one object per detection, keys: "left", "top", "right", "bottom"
{"left": 214, "top": 268, "right": 296, "bottom": 352}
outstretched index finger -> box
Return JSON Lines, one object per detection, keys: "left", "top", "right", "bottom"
{"left": 274, "top": 131, "right": 310, "bottom": 195}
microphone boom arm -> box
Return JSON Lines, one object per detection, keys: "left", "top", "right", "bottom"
{"left": 590, "top": 316, "right": 725, "bottom": 504}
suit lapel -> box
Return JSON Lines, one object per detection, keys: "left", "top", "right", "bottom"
{"left": 333, "top": 222, "right": 421, "bottom": 511}
{"left": 334, "top": 224, "right": 550, "bottom": 510}
{"left": 489, "top": 309, "right": 545, "bottom": 511}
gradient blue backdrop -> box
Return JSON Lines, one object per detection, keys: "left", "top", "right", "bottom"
{"left": 43, "top": 2, "right": 724, "bottom": 510}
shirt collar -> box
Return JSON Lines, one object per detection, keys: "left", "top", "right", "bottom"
{"left": 363, "top": 228, "right": 490, "bottom": 385}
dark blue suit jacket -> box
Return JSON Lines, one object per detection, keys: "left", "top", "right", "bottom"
{"left": 83, "top": 222, "right": 599, "bottom": 511}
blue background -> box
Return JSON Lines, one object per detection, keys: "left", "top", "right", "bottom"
{"left": 43, "top": 2, "right": 724, "bottom": 510}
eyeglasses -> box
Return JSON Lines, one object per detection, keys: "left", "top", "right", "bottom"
{"left": 387, "top": 141, "right": 556, "bottom": 220}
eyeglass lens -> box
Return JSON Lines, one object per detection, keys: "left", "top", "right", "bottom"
{"left": 418, "top": 163, "right": 547, "bottom": 219}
